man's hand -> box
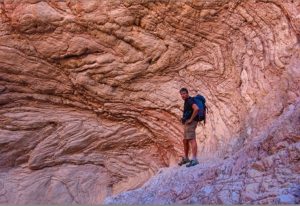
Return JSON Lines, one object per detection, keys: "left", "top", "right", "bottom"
{"left": 185, "top": 119, "right": 193, "bottom": 124}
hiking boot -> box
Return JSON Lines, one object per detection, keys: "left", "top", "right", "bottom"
{"left": 178, "top": 157, "right": 190, "bottom": 166}
{"left": 186, "top": 159, "right": 199, "bottom": 167}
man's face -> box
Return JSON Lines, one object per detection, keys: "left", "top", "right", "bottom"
{"left": 180, "top": 91, "right": 189, "bottom": 100}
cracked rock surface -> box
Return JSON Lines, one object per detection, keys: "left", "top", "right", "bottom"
{"left": 105, "top": 100, "right": 300, "bottom": 204}
{"left": 0, "top": 0, "right": 299, "bottom": 204}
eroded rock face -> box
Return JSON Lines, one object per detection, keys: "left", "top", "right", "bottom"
{"left": 105, "top": 100, "right": 300, "bottom": 204}
{"left": 0, "top": 0, "right": 299, "bottom": 204}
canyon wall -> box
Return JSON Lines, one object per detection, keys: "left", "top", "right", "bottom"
{"left": 0, "top": 0, "right": 299, "bottom": 204}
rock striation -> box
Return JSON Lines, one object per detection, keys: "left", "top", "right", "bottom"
{"left": 0, "top": 0, "right": 299, "bottom": 204}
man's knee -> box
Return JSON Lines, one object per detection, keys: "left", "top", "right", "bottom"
{"left": 190, "top": 139, "right": 197, "bottom": 145}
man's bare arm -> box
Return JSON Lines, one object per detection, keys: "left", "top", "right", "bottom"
{"left": 186, "top": 103, "right": 199, "bottom": 124}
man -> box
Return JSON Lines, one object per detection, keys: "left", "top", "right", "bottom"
{"left": 178, "top": 88, "right": 199, "bottom": 167}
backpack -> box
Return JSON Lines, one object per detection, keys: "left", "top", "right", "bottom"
{"left": 193, "top": 94, "right": 207, "bottom": 124}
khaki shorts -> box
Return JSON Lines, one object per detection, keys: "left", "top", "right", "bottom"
{"left": 184, "top": 121, "right": 198, "bottom": 139}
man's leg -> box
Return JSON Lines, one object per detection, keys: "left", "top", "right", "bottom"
{"left": 186, "top": 138, "right": 199, "bottom": 167}
{"left": 186, "top": 121, "right": 199, "bottom": 167}
{"left": 183, "top": 139, "right": 189, "bottom": 159}
{"left": 179, "top": 124, "right": 190, "bottom": 164}
{"left": 190, "top": 138, "right": 197, "bottom": 160}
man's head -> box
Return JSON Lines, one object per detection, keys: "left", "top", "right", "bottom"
{"left": 179, "top": 88, "right": 189, "bottom": 100}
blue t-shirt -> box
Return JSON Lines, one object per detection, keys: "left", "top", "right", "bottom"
{"left": 183, "top": 97, "right": 197, "bottom": 121}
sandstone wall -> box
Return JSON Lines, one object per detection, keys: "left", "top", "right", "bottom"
{"left": 0, "top": 0, "right": 299, "bottom": 204}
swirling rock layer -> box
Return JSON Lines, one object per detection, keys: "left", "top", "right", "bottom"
{"left": 0, "top": 0, "right": 299, "bottom": 204}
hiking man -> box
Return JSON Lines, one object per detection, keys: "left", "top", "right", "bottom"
{"left": 178, "top": 88, "right": 199, "bottom": 167}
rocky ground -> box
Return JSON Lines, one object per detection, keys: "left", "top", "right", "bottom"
{"left": 105, "top": 99, "right": 300, "bottom": 204}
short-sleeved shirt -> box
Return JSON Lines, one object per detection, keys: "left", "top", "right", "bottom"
{"left": 183, "top": 97, "right": 197, "bottom": 121}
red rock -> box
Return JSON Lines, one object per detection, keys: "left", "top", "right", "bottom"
{"left": 0, "top": 0, "right": 299, "bottom": 204}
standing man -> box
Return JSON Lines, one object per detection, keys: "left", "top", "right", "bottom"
{"left": 178, "top": 88, "right": 199, "bottom": 167}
